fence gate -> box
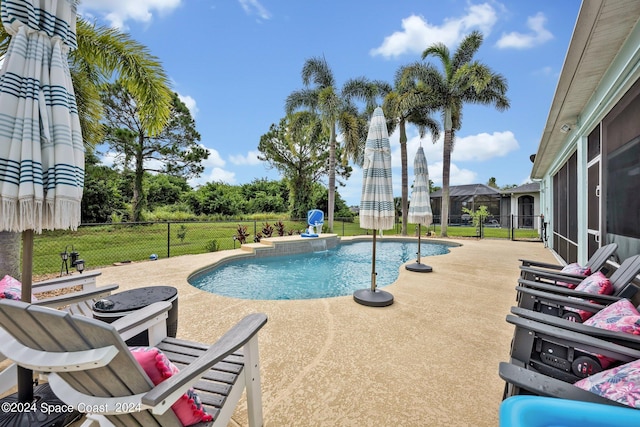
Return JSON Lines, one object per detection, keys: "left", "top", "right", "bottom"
{"left": 510, "top": 214, "right": 544, "bottom": 242}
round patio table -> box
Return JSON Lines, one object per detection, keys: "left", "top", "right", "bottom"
{"left": 93, "top": 286, "right": 178, "bottom": 346}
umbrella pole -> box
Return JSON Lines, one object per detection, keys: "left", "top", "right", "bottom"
{"left": 18, "top": 230, "right": 34, "bottom": 402}
{"left": 371, "top": 231, "right": 377, "bottom": 292}
{"left": 416, "top": 224, "right": 421, "bottom": 264}
{"left": 405, "top": 223, "right": 432, "bottom": 273}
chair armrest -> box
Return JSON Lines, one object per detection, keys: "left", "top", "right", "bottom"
{"left": 519, "top": 259, "right": 562, "bottom": 270}
{"left": 506, "top": 315, "right": 640, "bottom": 362}
{"left": 510, "top": 306, "right": 640, "bottom": 350}
{"left": 141, "top": 313, "right": 268, "bottom": 410}
{"left": 517, "top": 279, "right": 625, "bottom": 303}
{"left": 111, "top": 301, "right": 172, "bottom": 343}
{"left": 33, "top": 283, "right": 119, "bottom": 309}
{"left": 516, "top": 286, "right": 611, "bottom": 311}
{"left": 519, "top": 267, "right": 584, "bottom": 284}
{"left": 499, "top": 362, "right": 626, "bottom": 406}
{"left": 32, "top": 271, "right": 102, "bottom": 293}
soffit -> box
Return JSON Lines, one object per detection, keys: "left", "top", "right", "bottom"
{"left": 531, "top": 0, "right": 640, "bottom": 178}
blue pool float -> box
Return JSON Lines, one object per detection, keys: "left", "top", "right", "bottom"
{"left": 499, "top": 396, "right": 640, "bottom": 426}
{"left": 301, "top": 209, "right": 323, "bottom": 238}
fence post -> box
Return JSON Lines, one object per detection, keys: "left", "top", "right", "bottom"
{"left": 254, "top": 221, "right": 257, "bottom": 238}
{"left": 167, "top": 222, "right": 171, "bottom": 258}
{"left": 510, "top": 214, "right": 514, "bottom": 241}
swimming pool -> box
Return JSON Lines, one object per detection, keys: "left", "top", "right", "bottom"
{"left": 189, "top": 240, "right": 450, "bottom": 300}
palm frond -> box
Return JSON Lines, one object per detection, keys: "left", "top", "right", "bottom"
{"left": 74, "top": 19, "right": 172, "bottom": 136}
{"left": 451, "top": 30, "right": 483, "bottom": 70}
{"left": 301, "top": 56, "right": 335, "bottom": 88}
{"left": 285, "top": 89, "right": 319, "bottom": 114}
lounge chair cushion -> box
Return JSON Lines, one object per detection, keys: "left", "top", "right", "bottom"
{"left": 579, "top": 299, "right": 640, "bottom": 368}
{"left": 130, "top": 346, "right": 212, "bottom": 426}
{"left": 564, "top": 272, "right": 613, "bottom": 321}
{"left": 557, "top": 263, "right": 592, "bottom": 288}
{"left": 574, "top": 359, "right": 640, "bottom": 408}
{"left": 0, "top": 275, "right": 37, "bottom": 301}
{"left": 584, "top": 299, "right": 640, "bottom": 335}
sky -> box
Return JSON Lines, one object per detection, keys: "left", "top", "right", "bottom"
{"left": 78, "top": 0, "right": 583, "bottom": 206}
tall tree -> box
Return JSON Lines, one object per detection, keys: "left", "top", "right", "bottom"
{"left": 384, "top": 66, "right": 440, "bottom": 235}
{"left": 341, "top": 77, "right": 391, "bottom": 166}
{"left": 285, "top": 57, "right": 361, "bottom": 232}
{"left": 258, "top": 111, "right": 351, "bottom": 218}
{"left": 409, "top": 31, "right": 509, "bottom": 236}
{"left": 102, "top": 84, "right": 207, "bottom": 222}
{"left": 0, "top": 17, "right": 173, "bottom": 279}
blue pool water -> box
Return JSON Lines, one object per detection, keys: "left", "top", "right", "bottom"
{"left": 189, "top": 240, "right": 450, "bottom": 300}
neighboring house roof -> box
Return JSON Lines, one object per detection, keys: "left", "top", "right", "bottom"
{"left": 430, "top": 184, "right": 500, "bottom": 198}
{"left": 531, "top": 0, "right": 640, "bottom": 179}
{"left": 505, "top": 182, "right": 540, "bottom": 195}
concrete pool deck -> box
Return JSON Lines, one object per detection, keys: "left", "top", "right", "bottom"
{"left": 92, "top": 236, "right": 556, "bottom": 426}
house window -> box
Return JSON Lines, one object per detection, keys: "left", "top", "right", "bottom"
{"left": 606, "top": 136, "right": 640, "bottom": 259}
{"left": 602, "top": 78, "right": 640, "bottom": 261}
{"left": 553, "top": 152, "right": 578, "bottom": 263}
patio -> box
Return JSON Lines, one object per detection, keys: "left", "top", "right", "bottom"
{"left": 83, "top": 237, "right": 554, "bottom": 426}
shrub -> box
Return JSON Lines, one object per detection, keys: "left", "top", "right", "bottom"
{"left": 177, "top": 225, "right": 187, "bottom": 243}
{"left": 261, "top": 222, "right": 274, "bottom": 238}
{"left": 275, "top": 221, "right": 286, "bottom": 236}
{"left": 205, "top": 239, "right": 219, "bottom": 252}
{"left": 234, "top": 225, "right": 250, "bottom": 244}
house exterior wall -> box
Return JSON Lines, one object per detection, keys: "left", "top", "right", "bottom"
{"left": 537, "top": 20, "right": 640, "bottom": 264}
{"left": 508, "top": 193, "right": 541, "bottom": 230}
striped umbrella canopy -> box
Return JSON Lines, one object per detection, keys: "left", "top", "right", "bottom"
{"left": 407, "top": 146, "right": 433, "bottom": 226}
{"left": 0, "top": 0, "right": 83, "bottom": 407}
{"left": 0, "top": 0, "right": 84, "bottom": 235}
{"left": 355, "top": 107, "right": 395, "bottom": 304}
{"left": 359, "top": 107, "right": 394, "bottom": 231}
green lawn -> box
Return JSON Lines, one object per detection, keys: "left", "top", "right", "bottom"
{"left": 29, "top": 219, "right": 540, "bottom": 276}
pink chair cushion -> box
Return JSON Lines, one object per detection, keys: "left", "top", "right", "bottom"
{"left": 584, "top": 299, "right": 640, "bottom": 335}
{"left": 581, "top": 299, "right": 640, "bottom": 368}
{"left": 0, "top": 275, "right": 37, "bottom": 301}
{"left": 574, "top": 359, "right": 640, "bottom": 408}
{"left": 557, "top": 263, "right": 591, "bottom": 288}
{"left": 130, "top": 346, "right": 212, "bottom": 426}
{"left": 564, "top": 272, "right": 613, "bottom": 321}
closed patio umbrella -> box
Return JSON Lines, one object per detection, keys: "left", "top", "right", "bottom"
{"left": 354, "top": 107, "right": 394, "bottom": 307}
{"left": 0, "top": 0, "right": 84, "bottom": 425}
{"left": 406, "top": 146, "right": 434, "bottom": 272}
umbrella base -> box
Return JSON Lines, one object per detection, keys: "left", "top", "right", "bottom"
{"left": 353, "top": 289, "right": 394, "bottom": 307}
{"left": 0, "top": 383, "right": 81, "bottom": 427}
{"left": 405, "top": 262, "right": 433, "bottom": 273}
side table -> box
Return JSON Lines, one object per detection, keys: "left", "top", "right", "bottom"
{"left": 93, "top": 286, "right": 178, "bottom": 346}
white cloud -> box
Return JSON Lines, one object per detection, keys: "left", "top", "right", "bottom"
{"left": 238, "top": 0, "right": 271, "bottom": 20}
{"left": 496, "top": 12, "right": 553, "bottom": 49}
{"left": 229, "top": 150, "right": 262, "bottom": 166}
{"left": 201, "top": 146, "right": 226, "bottom": 168}
{"left": 100, "top": 151, "right": 117, "bottom": 168}
{"left": 78, "top": 0, "right": 182, "bottom": 29}
{"left": 425, "top": 161, "right": 478, "bottom": 186}
{"left": 370, "top": 3, "right": 498, "bottom": 58}
{"left": 188, "top": 167, "right": 236, "bottom": 188}
{"left": 177, "top": 93, "right": 198, "bottom": 118}
{"left": 451, "top": 131, "right": 519, "bottom": 161}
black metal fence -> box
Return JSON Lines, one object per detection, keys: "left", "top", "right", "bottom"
{"left": 30, "top": 218, "right": 360, "bottom": 276}
{"left": 29, "top": 215, "right": 543, "bottom": 277}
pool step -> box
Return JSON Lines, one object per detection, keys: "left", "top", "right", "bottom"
{"left": 239, "top": 234, "right": 340, "bottom": 258}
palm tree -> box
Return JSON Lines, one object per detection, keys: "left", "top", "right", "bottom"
{"left": 384, "top": 65, "right": 440, "bottom": 235}
{"left": 409, "top": 30, "right": 509, "bottom": 236}
{"left": 341, "top": 77, "right": 391, "bottom": 166}
{"left": 286, "top": 58, "right": 383, "bottom": 231}
{"left": 0, "top": 18, "right": 173, "bottom": 279}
